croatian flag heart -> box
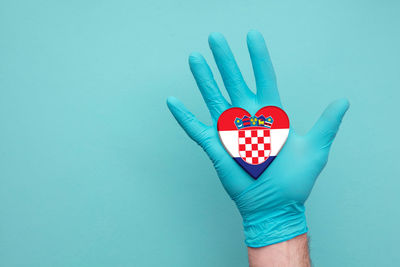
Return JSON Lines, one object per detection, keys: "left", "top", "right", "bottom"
{"left": 217, "top": 106, "right": 290, "bottom": 179}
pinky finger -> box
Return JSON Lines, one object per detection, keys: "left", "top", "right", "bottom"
{"left": 167, "top": 96, "right": 210, "bottom": 145}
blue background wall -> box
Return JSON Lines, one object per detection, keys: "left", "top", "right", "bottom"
{"left": 1, "top": 0, "right": 399, "bottom": 266}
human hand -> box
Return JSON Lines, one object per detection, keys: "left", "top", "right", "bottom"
{"left": 167, "top": 30, "right": 349, "bottom": 247}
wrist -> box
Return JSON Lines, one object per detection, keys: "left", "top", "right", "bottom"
{"left": 232, "top": 179, "right": 308, "bottom": 247}
{"left": 248, "top": 233, "right": 310, "bottom": 267}
{"left": 243, "top": 203, "right": 308, "bottom": 247}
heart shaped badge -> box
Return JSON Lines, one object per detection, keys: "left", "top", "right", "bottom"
{"left": 217, "top": 106, "right": 290, "bottom": 179}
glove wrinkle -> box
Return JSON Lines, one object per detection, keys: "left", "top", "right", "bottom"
{"left": 233, "top": 176, "right": 307, "bottom": 247}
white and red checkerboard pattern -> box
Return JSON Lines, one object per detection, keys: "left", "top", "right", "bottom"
{"left": 238, "top": 129, "right": 271, "bottom": 165}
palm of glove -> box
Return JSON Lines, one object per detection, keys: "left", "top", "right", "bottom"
{"left": 167, "top": 30, "right": 349, "bottom": 247}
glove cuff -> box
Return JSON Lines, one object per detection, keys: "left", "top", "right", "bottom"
{"left": 243, "top": 204, "right": 308, "bottom": 247}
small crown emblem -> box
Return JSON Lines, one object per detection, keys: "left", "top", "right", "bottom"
{"left": 235, "top": 115, "right": 273, "bottom": 129}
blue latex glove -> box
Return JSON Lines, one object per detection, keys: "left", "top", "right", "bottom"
{"left": 167, "top": 30, "right": 349, "bottom": 247}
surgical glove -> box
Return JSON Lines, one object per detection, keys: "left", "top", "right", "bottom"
{"left": 167, "top": 31, "right": 349, "bottom": 247}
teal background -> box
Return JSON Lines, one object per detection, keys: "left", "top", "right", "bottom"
{"left": 0, "top": 0, "right": 399, "bottom": 266}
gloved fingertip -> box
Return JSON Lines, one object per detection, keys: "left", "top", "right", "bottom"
{"left": 247, "top": 29, "right": 263, "bottom": 41}
{"left": 336, "top": 98, "right": 350, "bottom": 110}
{"left": 331, "top": 98, "right": 350, "bottom": 119}
{"left": 166, "top": 96, "right": 179, "bottom": 109}
{"left": 188, "top": 52, "right": 205, "bottom": 65}
{"left": 208, "top": 32, "right": 225, "bottom": 47}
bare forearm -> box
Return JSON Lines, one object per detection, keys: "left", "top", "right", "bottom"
{"left": 248, "top": 234, "right": 310, "bottom": 267}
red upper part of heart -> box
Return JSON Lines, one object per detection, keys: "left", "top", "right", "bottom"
{"left": 217, "top": 106, "right": 289, "bottom": 131}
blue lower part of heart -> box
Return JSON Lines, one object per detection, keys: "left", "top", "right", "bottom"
{"left": 233, "top": 156, "right": 276, "bottom": 179}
